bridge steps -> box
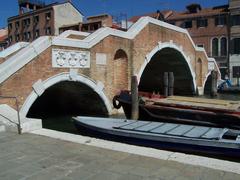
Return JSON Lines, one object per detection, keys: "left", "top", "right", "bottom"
{"left": 0, "top": 104, "right": 42, "bottom": 133}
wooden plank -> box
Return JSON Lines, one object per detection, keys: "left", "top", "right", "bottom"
{"left": 184, "top": 127, "right": 211, "bottom": 138}
{"left": 151, "top": 123, "right": 179, "bottom": 134}
{"left": 145, "top": 95, "right": 240, "bottom": 111}
{"left": 116, "top": 121, "right": 138, "bottom": 129}
{"left": 119, "top": 121, "right": 149, "bottom": 130}
{"left": 135, "top": 122, "right": 163, "bottom": 132}
{"left": 201, "top": 128, "right": 224, "bottom": 139}
{"left": 167, "top": 125, "right": 194, "bottom": 136}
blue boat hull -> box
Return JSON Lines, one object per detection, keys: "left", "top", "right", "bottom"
{"left": 74, "top": 117, "right": 240, "bottom": 159}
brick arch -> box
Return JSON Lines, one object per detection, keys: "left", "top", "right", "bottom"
{"left": 20, "top": 72, "right": 112, "bottom": 117}
{"left": 113, "top": 49, "right": 128, "bottom": 93}
{"left": 137, "top": 42, "right": 197, "bottom": 93}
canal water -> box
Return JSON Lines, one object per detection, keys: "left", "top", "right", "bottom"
{"left": 42, "top": 93, "right": 240, "bottom": 134}
{"left": 42, "top": 114, "right": 126, "bottom": 135}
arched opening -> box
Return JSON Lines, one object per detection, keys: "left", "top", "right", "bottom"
{"left": 27, "top": 81, "right": 109, "bottom": 118}
{"left": 27, "top": 81, "right": 109, "bottom": 133}
{"left": 212, "top": 38, "right": 219, "bottom": 57}
{"left": 220, "top": 37, "right": 227, "bottom": 56}
{"left": 113, "top": 49, "right": 128, "bottom": 93}
{"left": 197, "top": 58, "right": 203, "bottom": 86}
{"left": 23, "top": 73, "right": 111, "bottom": 133}
{"left": 139, "top": 48, "right": 195, "bottom": 95}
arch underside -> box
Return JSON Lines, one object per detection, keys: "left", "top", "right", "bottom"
{"left": 27, "top": 81, "right": 109, "bottom": 118}
{"left": 139, "top": 48, "right": 195, "bottom": 95}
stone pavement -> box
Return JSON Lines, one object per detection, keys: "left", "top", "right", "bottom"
{"left": 0, "top": 132, "right": 240, "bottom": 180}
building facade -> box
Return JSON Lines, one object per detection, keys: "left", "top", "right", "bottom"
{"left": 129, "top": 4, "right": 230, "bottom": 79}
{"left": 0, "top": 28, "right": 8, "bottom": 51}
{"left": 59, "top": 14, "right": 117, "bottom": 34}
{"left": 129, "top": 2, "right": 240, "bottom": 83}
{"left": 229, "top": 0, "right": 240, "bottom": 85}
{"left": 7, "top": 0, "right": 83, "bottom": 46}
{"left": 167, "top": 4, "right": 229, "bottom": 79}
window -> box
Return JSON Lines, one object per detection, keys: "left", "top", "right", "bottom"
{"left": 220, "top": 37, "right": 227, "bottom": 56}
{"left": 15, "top": 34, "right": 20, "bottom": 42}
{"left": 233, "top": 66, "right": 240, "bottom": 78}
{"left": 8, "top": 36, "right": 12, "bottom": 44}
{"left": 197, "top": 18, "right": 208, "bottom": 28}
{"left": 34, "top": 29, "right": 40, "bottom": 38}
{"left": 212, "top": 38, "right": 219, "bottom": 56}
{"left": 8, "top": 23, "right": 12, "bottom": 31}
{"left": 181, "top": 20, "right": 192, "bottom": 28}
{"left": 45, "top": 27, "right": 51, "bottom": 35}
{"left": 215, "top": 15, "right": 226, "bottom": 26}
{"left": 197, "top": 44, "right": 204, "bottom": 48}
{"left": 33, "top": 16, "right": 39, "bottom": 24}
{"left": 15, "top": 21, "right": 20, "bottom": 29}
{"left": 22, "top": 20, "right": 26, "bottom": 28}
{"left": 45, "top": 12, "right": 51, "bottom": 21}
{"left": 26, "top": 18, "right": 30, "bottom": 26}
{"left": 23, "top": 32, "right": 28, "bottom": 41}
{"left": 231, "top": 38, "right": 240, "bottom": 54}
{"left": 23, "top": 18, "right": 30, "bottom": 28}
{"left": 27, "top": 32, "right": 31, "bottom": 41}
{"left": 232, "top": 15, "right": 240, "bottom": 26}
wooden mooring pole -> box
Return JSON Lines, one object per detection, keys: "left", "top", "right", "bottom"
{"left": 131, "top": 75, "right": 139, "bottom": 120}
{"left": 168, "top": 72, "right": 174, "bottom": 96}
{"left": 210, "top": 70, "right": 218, "bottom": 97}
{"left": 163, "top": 72, "right": 169, "bottom": 97}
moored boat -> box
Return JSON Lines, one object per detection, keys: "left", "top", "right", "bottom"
{"left": 113, "top": 90, "right": 240, "bottom": 129}
{"left": 74, "top": 116, "right": 240, "bottom": 158}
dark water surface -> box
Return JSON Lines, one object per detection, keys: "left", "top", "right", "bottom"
{"left": 42, "top": 93, "right": 240, "bottom": 133}
{"left": 42, "top": 114, "right": 126, "bottom": 134}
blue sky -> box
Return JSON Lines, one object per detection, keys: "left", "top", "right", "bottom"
{"left": 0, "top": 0, "right": 228, "bottom": 28}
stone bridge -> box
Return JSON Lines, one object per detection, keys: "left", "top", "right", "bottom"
{"left": 0, "top": 17, "right": 219, "bottom": 123}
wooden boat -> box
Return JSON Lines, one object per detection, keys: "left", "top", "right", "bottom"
{"left": 113, "top": 91, "right": 240, "bottom": 129}
{"left": 73, "top": 116, "right": 240, "bottom": 157}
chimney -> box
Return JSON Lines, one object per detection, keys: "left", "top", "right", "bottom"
{"left": 26, "top": 3, "right": 29, "bottom": 11}
{"left": 19, "top": 7, "right": 24, "bottom": 15}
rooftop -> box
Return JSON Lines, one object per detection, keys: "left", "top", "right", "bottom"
{"left": 168, "top": 5, "right": 229, "bottom": 20}
{"left": 129, "top": 10, "right": 173, "bottom": 23}
{"left": 129, "top": 4, "right": 229, "bottom": 22}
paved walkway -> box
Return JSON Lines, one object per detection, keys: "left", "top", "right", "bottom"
{"left": 0, "top": 132, "right": 240, "bottom": 180}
